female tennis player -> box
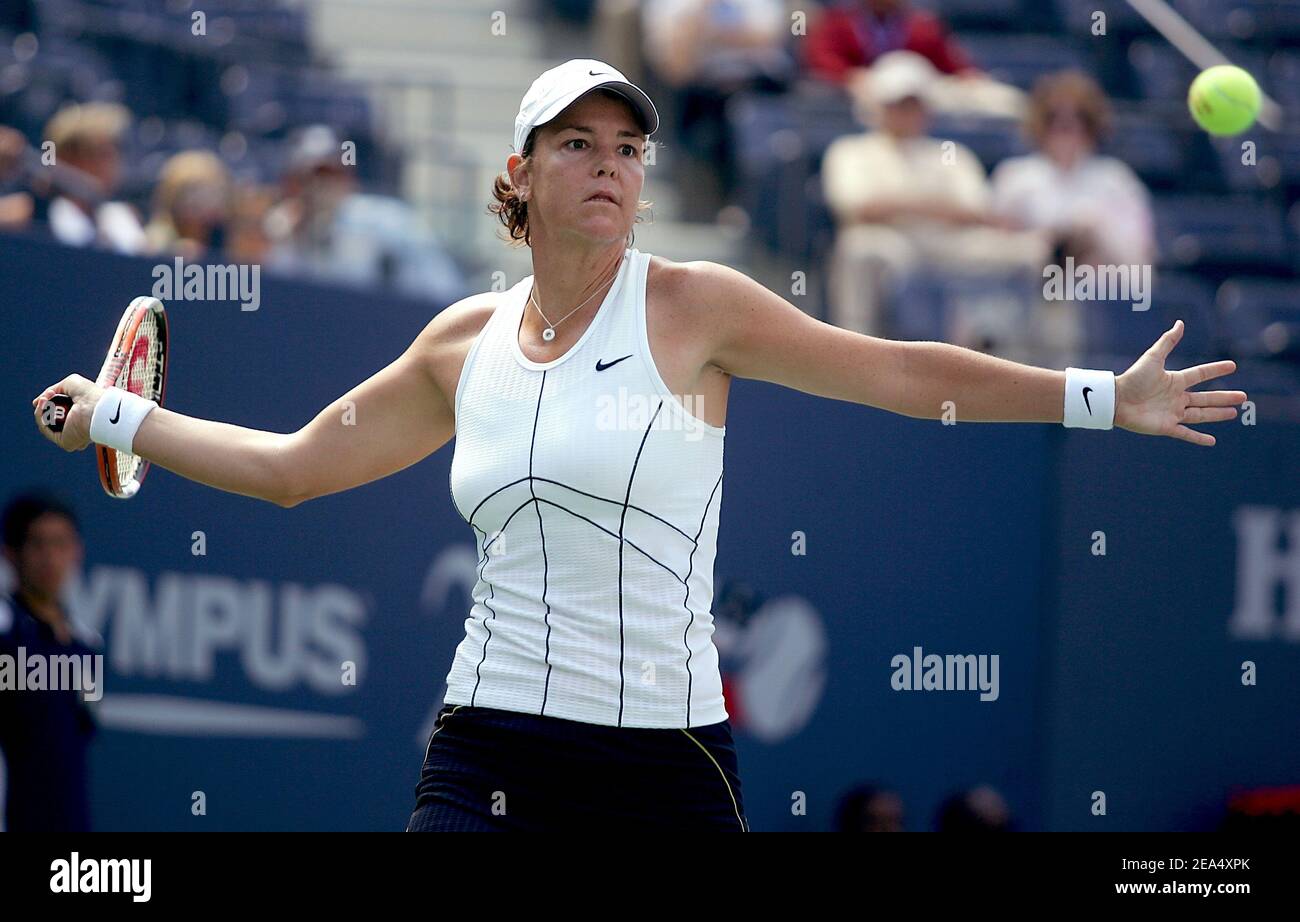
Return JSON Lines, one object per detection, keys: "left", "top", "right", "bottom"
{"left": 32, "top": 59, "right": 1247, "bottom": 832}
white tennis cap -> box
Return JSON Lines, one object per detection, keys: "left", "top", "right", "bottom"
{"left": 513, "top": 59, "right": 659, "bottom": 155}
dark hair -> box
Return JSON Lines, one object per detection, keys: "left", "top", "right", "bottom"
{"left": 2, "top": 490, "right": 80, "bottom": 550}
{"left": 834, "top": 783, "right": 896, "bottom": 831}
{"left": 934, "top": 786, "right": 1012, "bottom": 832}
{"left": 1023, "top": 69, "right": 1112, "bottom": 147}
{"left": 489, "top": 89, "right": 654, "bottom": 248}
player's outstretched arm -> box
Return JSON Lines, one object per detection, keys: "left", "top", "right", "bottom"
{"left": 697, "top": 262, "right": 1247, "bottom": 446}
{"left": 31, "top": 299, "right": 484, "bottom": 505}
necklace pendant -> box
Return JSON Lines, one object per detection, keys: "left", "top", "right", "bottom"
{"left": 542, "top": 326, "right": 556, "bottom": 342}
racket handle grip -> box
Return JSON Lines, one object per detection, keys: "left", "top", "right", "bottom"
{"left": 42, "top": 393, "right": 75, "bottom": 432}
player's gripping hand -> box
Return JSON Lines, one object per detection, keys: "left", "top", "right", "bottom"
{"left": 32, "top": 374, "right": 105, "bottom": 452}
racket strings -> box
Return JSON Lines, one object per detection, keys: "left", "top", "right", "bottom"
{"left": 110, "top": 311, "right": 163, "bottom": 488}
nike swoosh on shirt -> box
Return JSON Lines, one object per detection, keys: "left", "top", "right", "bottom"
{"left": 596, "top": 355, "right": 633, "bottom": 372}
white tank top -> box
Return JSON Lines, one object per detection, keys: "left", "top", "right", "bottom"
{"left": 444, "top": 247, "right": 728, "bottom": 728}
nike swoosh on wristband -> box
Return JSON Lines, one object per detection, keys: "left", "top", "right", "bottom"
{"left": 1082, "top": 386, "right": 1093, "bottom": 414}
{"left": 110, "top": 400, "right": 122, "bottom": 424}
{"left": 596, "top": 355, "right": 632, "bottom": 371}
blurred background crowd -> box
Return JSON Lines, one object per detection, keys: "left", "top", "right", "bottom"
{"left": 0, "top": 0, "right": 1297, "bottom": 377}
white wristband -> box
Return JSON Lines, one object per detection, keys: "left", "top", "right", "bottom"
{"left": 1063, "top": 368, "right": 1115, "bottom": 429}
{"left": 90, "top": 386, "right": 158, "bottom": 453}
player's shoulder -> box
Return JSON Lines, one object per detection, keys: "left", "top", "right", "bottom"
{"left": 412, "top": 290, "right": 500, "bottom": 358}
{"left": 648, "top": 253, "right": 744, "bottom": 305}
{"left": 647, "top": 254, "right": 762, "bottom": 335}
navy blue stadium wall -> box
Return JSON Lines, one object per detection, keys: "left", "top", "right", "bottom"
{"left": 2, "top": 236, "right": 1295, "bottom": 831}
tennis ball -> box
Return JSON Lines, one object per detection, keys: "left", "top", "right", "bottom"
{"left": 1188, "top": 65, "right": 1261, "bottom": 136}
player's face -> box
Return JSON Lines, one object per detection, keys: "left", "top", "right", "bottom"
{"left": 8, "top": 513, "right": 83, "bottom": 598}
{"left": 527, "top": 92, "right": 646, "bottom": 245}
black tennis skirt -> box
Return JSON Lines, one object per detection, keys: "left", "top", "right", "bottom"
{"left": 406, "top": 703, "right": 749, "bottom": 831}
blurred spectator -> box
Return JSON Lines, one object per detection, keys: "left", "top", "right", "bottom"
{"left": 145, "top": 150, "right": 233, "bottom": 260}
{"left": 0, "top": 491, "right": 99, "bottom": 832}
{"left": 264, "top": 125, "right": 469, "bottom": 304}
{"left": 821, "top": 51, "right": 1045, "bottom": 337}
{"left": 991, "top": 71, "right": 1155, "bottom": 268}
{"left": 226, "top": 184, "right": 276, "bottom": 265}
{"left": 41, "top": 103, "right": 147, "bottom": 254}
{"left": 935, "top": 784, "right": 1013, "bottom": 831}
{"left": 804, "top": 0, "right": 973, "bottom": 85}
{"left": 642, "top": 0, "right": 795, "bottom": 220}
{"left": 1221, "top": 786, "right": 1300, "bottom": 832}
{"left": 834, "top": 783, "right": 905, "bottom": 831}
{"left": 0, "top": 126, "right": 35, "bottom": 232}
{"left": 807, "top": 0, "right": 1024, "bottom": 117}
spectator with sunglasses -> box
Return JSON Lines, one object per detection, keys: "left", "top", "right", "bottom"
{"left": 990, "top": 70, "right": 1155, "bottom": 269}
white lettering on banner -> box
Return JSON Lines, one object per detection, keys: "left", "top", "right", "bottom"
{"left": 63, "top": 566, "right": 367, "bottom": 693}
{"left": 1229, "top": 506, "right": 1300, "bottom": 641}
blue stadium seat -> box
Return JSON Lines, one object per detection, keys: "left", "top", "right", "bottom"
{"left": 1210, "top": 132, "right": 1291, "bottom": 193}
{"left": 1217, "top": 276, "right": 1300, "bottom": 358}
{"left": 1267, "top": 51, "right": 1300, "bottom": 112}
{"left": 959, "top": 34, "right": 1090, "bottom": 90}
{"left": 728, "top": 88, "right": 858, "bottom": 262}
{"left": 1104, "top": 113, "right": 1191, "bottom": 188}
{"left": 889, "top": 269, "right": 1040, "bottom": 346}
{"left": 1152, "top": 194, "right": 1291, "bottom": 271}
{"left": 1052, "top": 0, "right": 1155, "bottom": 35}
{"left": 928, "top": 113, "right": 1029, "bottom": 172}
{"left": 912, "top": 0, "right": 1023, "bottom": 30}
{"left": 1173, "top": 0, "right": 1300, "bottom": 41}
{"left": 1091, "top": 270, "right": 1218, "bottom": 360}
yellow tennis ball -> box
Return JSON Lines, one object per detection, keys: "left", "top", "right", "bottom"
{"left": 1188, "top": 65, "right": 1261, "bottom": 136}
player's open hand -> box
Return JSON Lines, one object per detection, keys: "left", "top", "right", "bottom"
{"left": 32, "top": 374, "right": 104, "bottom": 452}
{"left": 1115, "top": 320, "right": 1247, "bottom": 446}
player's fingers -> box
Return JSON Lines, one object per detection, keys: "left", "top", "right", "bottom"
{"left": 1186, "top": 389, "right": 1248, "bottom": 407}
{"left": 32, "top": 398, "right": 64, "bottom": 446}
{"left": 1152, "top": 319, "right": 1184, "bottom": 360}
{"left": 1182, "top": 406, "right": 1237, "bottom": 424}
{"left": 1176, "top": 360, "right": 1236, "bottom": 387}
{"left": 1170, "top": 423, "right": 1215, "bottom": 447}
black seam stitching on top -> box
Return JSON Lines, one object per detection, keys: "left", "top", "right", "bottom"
{"left": 468, "top": 475, "right": 532, "bottom": 528}
{"left": 469, "top": 473, "right": 694, "bottom": 543}
{"left": 530, "top": 476, "right": 695, "bottom": 542}
{"left": 529, "top": 371, "right": 554, "bottom": 716}
{"left": 469, "top": 523, "right": 497, "bottom": 705}
{"left": 482, "top": 497, "right": 543, "bottom": 555}
{"left": 532, "top": 498, "right": 685, "bottom": 580}
{"left": 682, "top": 467, "right": 725, "bottom": 725}
{"left": 617, "top": 398, "right": 664, "bottom": 727}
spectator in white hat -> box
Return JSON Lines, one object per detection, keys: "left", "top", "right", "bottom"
{"left": 821, "top": 51, "right": 1046, "bottom": 343}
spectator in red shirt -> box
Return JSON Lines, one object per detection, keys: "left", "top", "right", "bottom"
{"left": 803, "top": 0, "right": 974, "bottom": 85}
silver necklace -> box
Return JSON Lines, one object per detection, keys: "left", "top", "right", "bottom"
{"left": 528, "top": 253, "right": 624, "bottom": 342}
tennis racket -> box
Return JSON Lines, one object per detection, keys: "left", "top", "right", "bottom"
{"left": 43, "top": 296, "right": 169, "bottom": 499}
